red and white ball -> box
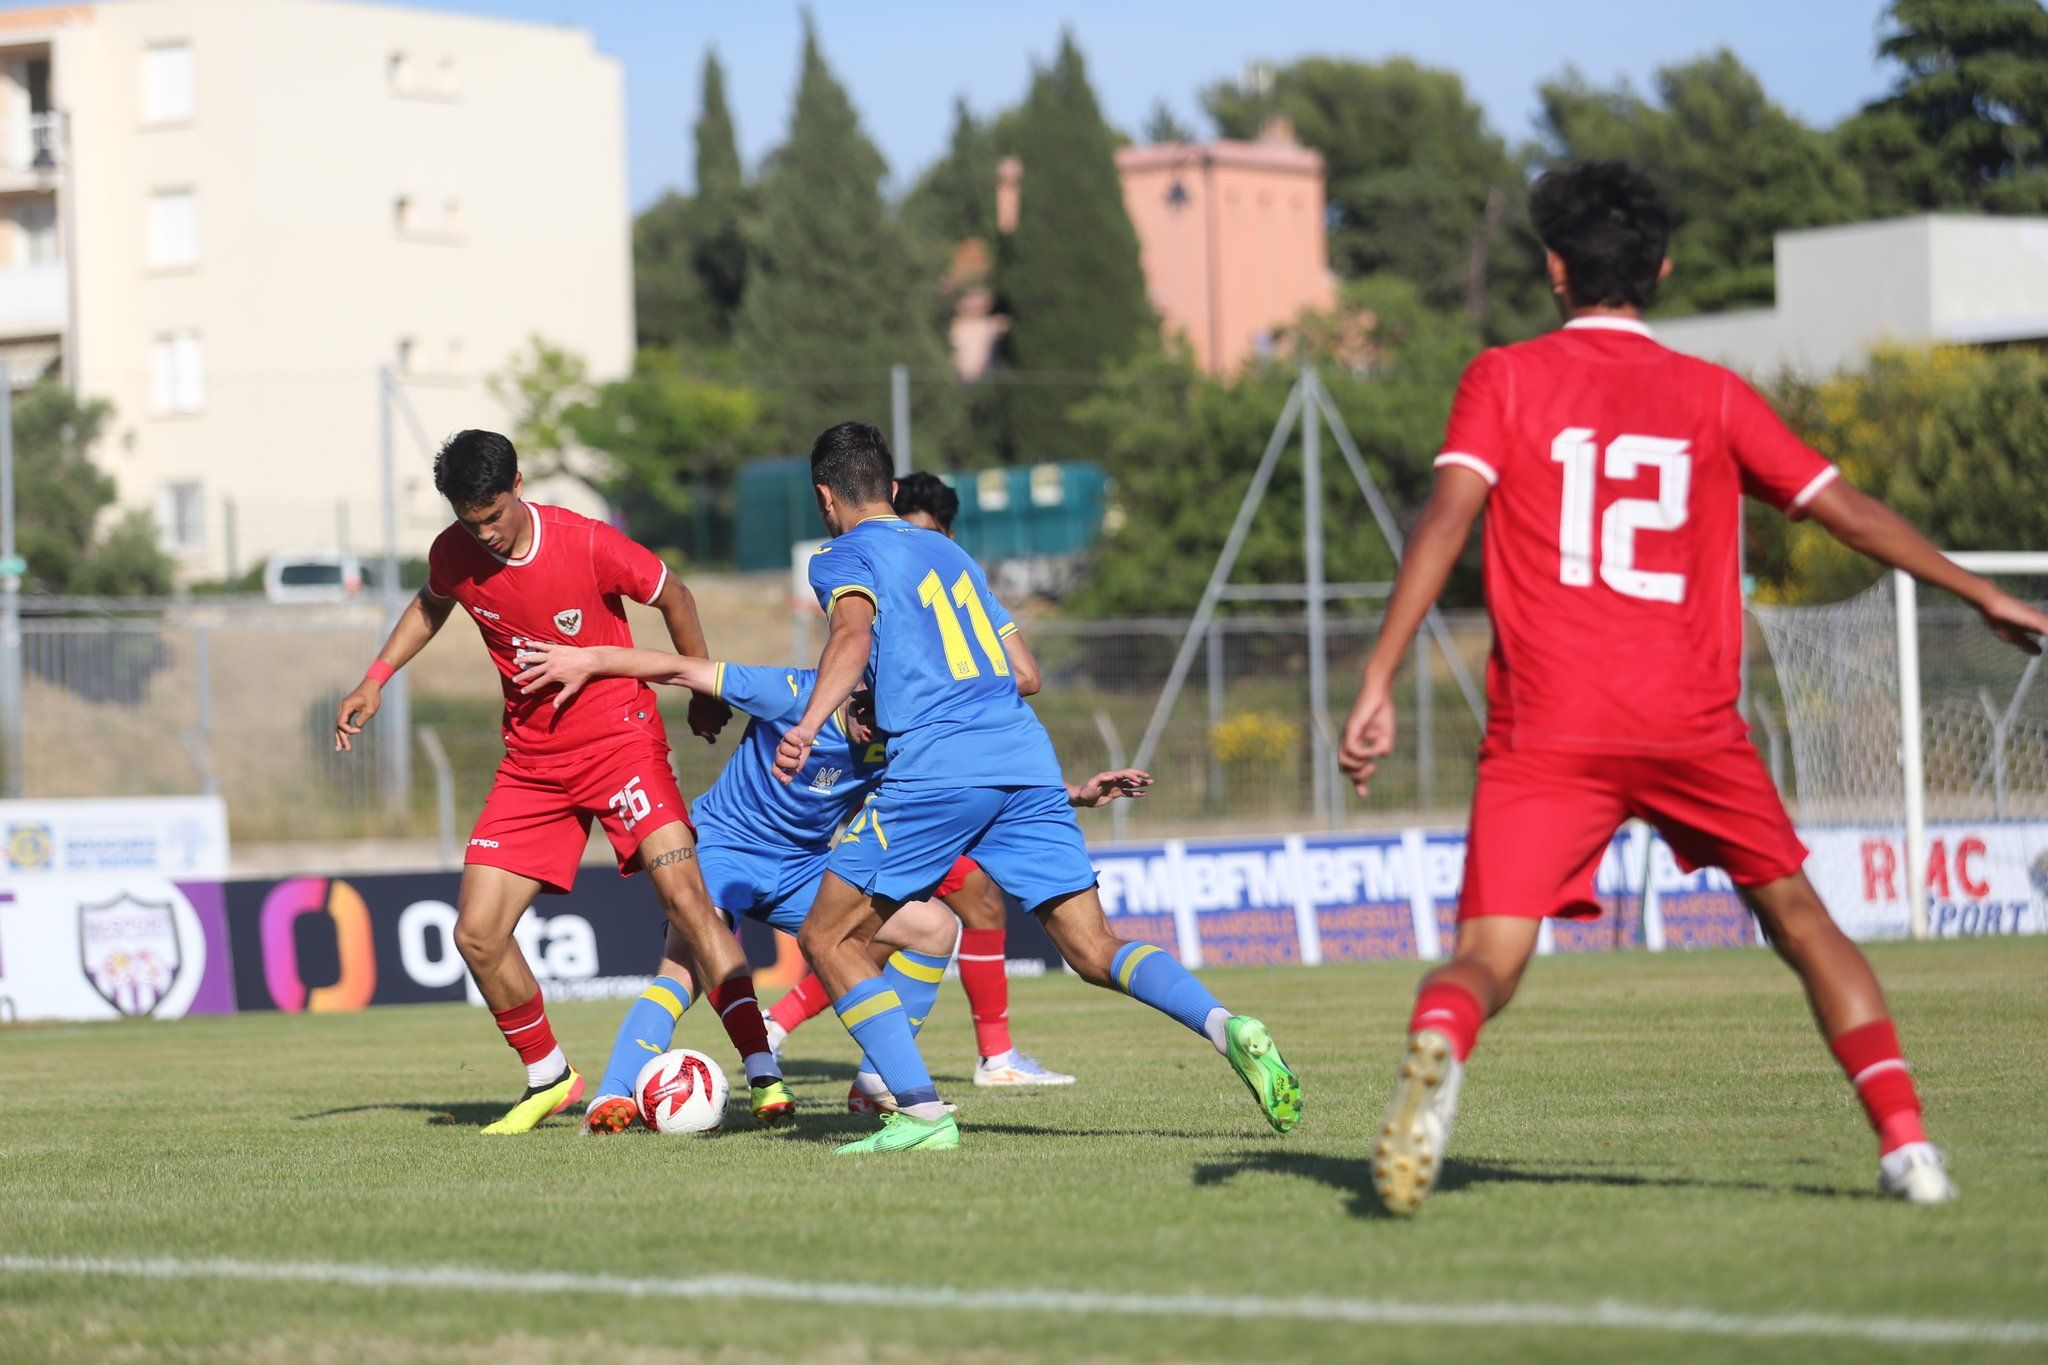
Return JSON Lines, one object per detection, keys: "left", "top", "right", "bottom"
{"left": 633, "top": 1048, "right": 728, "bottom": 1134}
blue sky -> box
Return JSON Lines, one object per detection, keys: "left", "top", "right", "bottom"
{"left": 22, "top": 1, "right": 1901, "bottom": 208}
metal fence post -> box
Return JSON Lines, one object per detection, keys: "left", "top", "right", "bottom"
{"left": 0, "top": 360, "right": 21, "bottom": 799}
{"left": 1205, "top": 619, "right": 1225, "bottom": 808}
{"left": 1415, "top": 630, "right": 1434, "bottom": 809}
{"left": 378, "top": 365, "right": 412, "bottom": 813}
{"left": 1302, "top": 368, "right": 1332, "bottom": 827}
{"left": 890, "top": 363, "right": 911, "bottom": 476}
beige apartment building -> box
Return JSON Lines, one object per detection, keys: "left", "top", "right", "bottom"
{"left": 0, "top": 0, "right": 630, "bottom": 578}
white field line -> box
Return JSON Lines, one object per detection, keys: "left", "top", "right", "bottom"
{"left": 4, "top": 1254, "right": 2048, "bottom": 1349}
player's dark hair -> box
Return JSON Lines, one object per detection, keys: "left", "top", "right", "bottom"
{"left": 434, "top": 429, "right": 519, "bottom": 511}
{"left": 1528, "top": 160, "right": 1671, "bottom": 309}
{"left": 892, "top": 471, "right": 959, "bottom": 532}
{"left": 810, "top": 421, "right": 894, "bottom": 507}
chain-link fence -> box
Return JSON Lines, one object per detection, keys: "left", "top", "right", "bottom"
{"left": 9, "top": 594, "right": 1515, "bottom": 853}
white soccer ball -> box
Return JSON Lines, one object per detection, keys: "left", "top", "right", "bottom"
{"left": 634, "top": 1048, "right": 728, "bottom": 1135}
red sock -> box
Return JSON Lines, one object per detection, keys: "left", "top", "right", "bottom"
{"left": 1829, "top": 1019, "right": 1927, "bottom": 1154}
{"left": 490, "top": 990, "right": 559, "bottom": 1065}
{"left": 957, "top": 929, "right": 1012, "bottom": 1059}
{"left": 1409, "top": 980, "right": 1485, "bottom": 1062}
{"left": 768, "top": 972, "right": 833, "bottom": 1034}
{"left": 708, "top": 975, "right": 773, "bottom": 1076}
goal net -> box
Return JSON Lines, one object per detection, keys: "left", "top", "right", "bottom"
{"left": 1750, "top": 556, "right": 2048, "bottom": 941}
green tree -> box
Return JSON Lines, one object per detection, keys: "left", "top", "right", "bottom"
{"left": 734, "top": 16, "right": 958, "bottom": 455}
{"left": 994, "top": 31, "right": 1155, "bottom": 460}
{"left": 1843, "top": 0, "right": 2048, "bottom": 213}
{"left": 1204, "top": 57, "right": 1540, "bottom": 336}
{"left": 633, "top": 52, "right": 750, "bottom": 351}
{"left": 486, "top": 336, "right": 591, "bottom": 482}
{"left": 904, "top": 97, "right": 999, "bottom": 248}
{"left": 1142, "top": 99, "right": 1197, "bottom": 144}
{"left": 1537, "top": 51, "right": 1869, "bottom": 314}
{"left": 566, "top": 351, "right": 760, "bottom": 559}
{"left": 1070, "top": 276, "right": 1478, "bottom": 618}
{"left": 1749, "top": 346, "right": 2048, "bottom": 604}
{"left": 12, "top": 384, "right": 173, "bottom": 596}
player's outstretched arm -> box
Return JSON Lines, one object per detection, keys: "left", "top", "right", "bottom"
{"left": 512, "top": 642, "right": 715, "bottom": 707}
{"left": 1068, "top": 769, "right": 1152, "bottom": 808}
{"left": 775, "top": 593, "right": 875, "bottom": 784}
{"left": 1339, "top": 467, "right": 1489, "bottom": 797}
{"left": 649, "top": 574, "right": 732, "bottom": 743}
{"left": 1803, "top": 480, "right": 2048, "bottom": 655}
{"left": 334, "top": 589, "right": 454, "bottom": 752}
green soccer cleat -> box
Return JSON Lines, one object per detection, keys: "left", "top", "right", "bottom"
{"left": 750, "top": 1078, "right": 797, "bottom": 1127}
{"left": 833, "top": 1110, "right": 961, "bottom": 1156}
{"left": 1225, "top": 1016, "right": 1303, "bottom": 1133}
{"left": 480, "top": 1067, "right": 584, "bottom": 1135}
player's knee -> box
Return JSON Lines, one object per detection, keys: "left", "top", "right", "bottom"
{"left": 452, "top": 915, "right": 502, "bottom": 968}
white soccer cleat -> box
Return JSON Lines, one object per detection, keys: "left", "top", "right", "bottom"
{"left": 973, "top": 1050, "right": 1076, "bottom": 1087}
{"left": 763, "top": 1010, "right": 788, "bottom": 1061}
{"left": 1880, "top": 1142, "right": 1958, "bottom": 1205}
{"left": 1371, "top": 1029, "right": 1464, "bottom": 1217}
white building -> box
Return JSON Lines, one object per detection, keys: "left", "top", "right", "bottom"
{"left": 1657, "top": 214, "right": 2048, "bottom": 377}
{"left": 0, "top": 0, "right": 630, "bottom": 577}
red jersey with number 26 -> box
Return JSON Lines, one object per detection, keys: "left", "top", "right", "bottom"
{"left": 1437, "top": 317, "right": 1838, "bottom": 757}
{"left": 426, "top": 502, "right": 669, "bottom": 760}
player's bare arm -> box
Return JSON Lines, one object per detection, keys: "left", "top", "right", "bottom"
{"left": 333, "top": 588, "right": 456, "bottom": 752}
{"left": 511, "top": 642, "right": 715, "bottom": 707}
{"left": 1067, "top": 769, "right": 1152, "bottom": 807}
{"left": 1803, "top": 479, "right": 2048, "bottom": 654}
{"left": 1340, "top": 467, "right": 1490, "bottom": 796}
{"left": 774, "top": 592, "right": 875, "bottom": 783}
{"left": 1001, "top": 629, "right": 1043, "bottom": 697}
{"left": 649, "top": 573, "right": 732, "bottom": 742}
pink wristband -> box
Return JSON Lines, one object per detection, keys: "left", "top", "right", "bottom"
{"left": 364, "top": 659, "right": 397, "bottom": 686}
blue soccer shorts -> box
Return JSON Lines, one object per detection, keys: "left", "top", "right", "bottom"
{"left": 698, "top": 834, "right": 831, "bottom": 936}
{"left": 826, "top": 783, "right": 1098, "bottom": 912}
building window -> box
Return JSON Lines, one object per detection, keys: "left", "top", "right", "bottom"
{"left": 388, "top": 51, "right": 412, "bottom": 90}
{"left": 442, "top": 197, "right": 462, "bottom": 235}
{"left": 151, "top": 330, "right": 204, "bottom": 413}
{"left": 141, "top": 42, "right": 195, "bottom": 125}
{"left": 147, "top": 189, "right": 199, "bottom": 269}
{"left": 446, "top": 337, "right": 465, "bottom": 373}
{"left": 393, "top": 195, "right": 415, "bottom": 233}
{"left": 159, "top": 481, "right": 205, "bottom": 551}
{"left": 395, "top": 336, "right": 415, "bottom": 373}
{"left": 16, "top": 198, "right": 58, "bottom": 266}
{"left": 438, "top": 55, "right": 459, "bottom": 94}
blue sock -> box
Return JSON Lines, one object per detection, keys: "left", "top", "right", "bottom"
{"left": 1110, "top": 943, "right": 1225, "bottom": 1038}
{"left": 834, "top": 977, "right": 938, "bottom": 1109}
{"left": 857, "top": 948, "right": 949, "bottom": 1076}
{"left": 597, "top": 975, "right": 689, "bottom": 1099}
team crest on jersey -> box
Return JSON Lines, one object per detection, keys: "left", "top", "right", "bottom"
{"left": 809, "top": 765, "right": 843, "bottom": 794}
{"left": 553, "top": 608, "right": 583, "bottom": 636}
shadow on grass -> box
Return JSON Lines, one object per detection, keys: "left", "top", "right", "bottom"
{"left": 1191, "top": 1149, "right": 1883, "bottom": 1219}
{"left": 292, "top": 1101, "right": 518, "bottom": 1128}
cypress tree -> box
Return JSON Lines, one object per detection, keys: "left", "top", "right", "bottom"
{"left": 995, "top": 32, "right": 1155, "bottom": 459}
{"left": 691, "top": 52, "right": 748, "bottom": 338}
{"left": 735, "top": 16, "right": 956, "bottom": 453}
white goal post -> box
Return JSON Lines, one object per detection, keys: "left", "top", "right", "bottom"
{"left": 1753, "top": 552, "right": 2048, "bottom": 941}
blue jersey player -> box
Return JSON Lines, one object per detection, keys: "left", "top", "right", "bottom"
{"left": 507, "top": 642, "right": 1149, "bottom": 1132}
{"left": 776, "top": 422, "right": 1304, "bottom": 1154}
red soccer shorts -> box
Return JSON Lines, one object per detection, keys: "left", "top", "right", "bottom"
{"left": 934, "top": 855, "right": 980, "bottom": 901}
{"left": 1458, "top": 740, "right": 1808, "bottom": 922}
{"left": 465, "top": 739, "right": 692, "bottom": 893}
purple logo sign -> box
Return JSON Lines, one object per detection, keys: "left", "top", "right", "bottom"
{"left": 78, "top": 892, "right": 184, "bottom": 1016}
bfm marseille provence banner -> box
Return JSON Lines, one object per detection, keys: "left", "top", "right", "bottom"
{"left": 0, "top": 797, "right": 235, "bottom": 1023}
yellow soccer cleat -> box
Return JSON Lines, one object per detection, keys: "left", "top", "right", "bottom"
{"left": 481, "top": 1067, "right": 585, "bottom": 1135}
{"left": 750, "top": 1078, "right": 797, "bottom": 1127}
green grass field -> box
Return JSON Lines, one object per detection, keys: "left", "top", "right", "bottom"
{"left": 4, "top": 941, "right": 2046, "bottom": 1362}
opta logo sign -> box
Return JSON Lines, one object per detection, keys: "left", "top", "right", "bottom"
{"left": 260, "top": 877, "right": 376, "bottom": 1012}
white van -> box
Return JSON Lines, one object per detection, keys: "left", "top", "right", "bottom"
{"left": 262, "top": 553, "right": 384, "bottom": 604}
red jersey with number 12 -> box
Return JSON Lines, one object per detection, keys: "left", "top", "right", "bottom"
{"left": 1437, "top": 317, "right": 1838, "bottom": 757}
{"left": 426, "top": 502, "right": 669, "bottom": 760}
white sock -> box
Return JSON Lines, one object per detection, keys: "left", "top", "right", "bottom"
{"left": 903, "top": 1100, "right": 949, "bottom": 1122}
{"left": 525, "top": 1046, "right": 566, "bottom": 1089}
{"left": 1203, "top": 1007, "right": 1232, "bottom": 1056}
{"left": 981, "top": 1047, "right": 1018, "bottom": 1068}
{"left": 743, "top": 1051, "right": 779, "bottom": 1082}
{"left": 852, "top": 1069, "right": 889, "bottom": 1097}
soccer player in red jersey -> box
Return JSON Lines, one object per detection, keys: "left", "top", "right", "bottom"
{"left": 1339, "top": 161, "right": 2048, "bottom": 1214}
{"left": 333, "top": 430, "right": 793, "bottom": 1133}
{"left": 765, "top": 471, "right": 1081, "bottom": 1089}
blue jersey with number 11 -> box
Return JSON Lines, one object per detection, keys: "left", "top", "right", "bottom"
{"left": 808, "top": 515, "right": 1063, "bottom": 789}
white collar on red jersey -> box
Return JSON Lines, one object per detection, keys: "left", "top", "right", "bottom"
{"left": 489, "top": 501, "right": 544, "bottom": 567}
{"left": 1562, "top": 316, "right": 1656, "bottom": 339}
